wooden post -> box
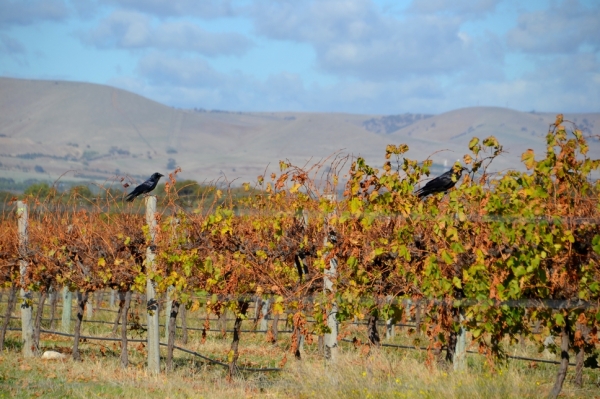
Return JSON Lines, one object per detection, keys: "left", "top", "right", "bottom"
{"left": 120, "top": 291, "right": 132, "bottom": 368}
{"left": 72, "top": 291, "right": 88, "bottom": 361}
{"left": 260, "top": 297, "right": 270, "bottom": 332}
{"left": 61, "top": 287, "right": 72, "bottom": 333}
{"left": 548, "top": 316, "right": 570, "bottom": 399}
{"left": 145, "top": 196, "right": 160, "bottom": 374}
{"left": 109, "top": 289, "right": 116, "bottom": 308}
{"left": 86, "top": 295, "right": 93, "bottom": 320}
{"left": 17, "top": 201, "right": 33, "bottom": 358}
{"left": 323, "top": 194, "right": 338, "bottom": 361}
{"left": 166, "top": 300, "right": 180, "bottom": 372}
{"left": 180, "top": 305, "right": 188, "bottom": 345}
{"left": 385, "top": 295, "right": 395, "bottom": 340}
{"left": 453, "top": 312, "right": 467, "bottom": 371}
{"left": 164, "top": 286, "right": 174, "bottom": 340}
{"left": 0, "top": 285, "right": 18, "bottom": 351}
{"left": 49, "top": 286, "right": 59, "bottom": 330}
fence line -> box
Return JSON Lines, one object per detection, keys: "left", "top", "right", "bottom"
{"left": 4, "top": 327, "right": 281, "bottom": 372}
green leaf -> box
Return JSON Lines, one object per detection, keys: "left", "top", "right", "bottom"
{"left": 554, "top": 313, "right": 565, "bottom": 326}
{"left": 483, "top": 136, "right": 498, "bottom": 147}
{"left": 349, "top": 197, "right": 363, "bottom": 215}
{"left": 592, "top": 235, "right": 600, "bottom": 255}
{"left": 452, "top": 276, "right": 462, "bottom": 289}
{"left": 468, "top": 137, "right": 479, "bottom": 151}
{"left": 441, "top": 250, "right": 453, "bottom": 264}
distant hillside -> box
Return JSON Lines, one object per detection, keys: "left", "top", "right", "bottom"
{"left": 0, "top": 77, "right": 598, "bottom": 186}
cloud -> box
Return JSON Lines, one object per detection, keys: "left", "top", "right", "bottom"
{"left": 154, "top": 21, "right": 252, "bottom": 56}
{"left": 248, "top": 0, "right": 480, "bottom": 81}
{"left": 84, "top": 10, "right": 252, "bottom": 56}
{"left": 68, "top": 0, "right": 102, "bottom": 19}
{"left": 105, "top": 0, "right": 237, "bottom": 18}
{"left": 0, "top": 0, "right": 69, "bottom": 28}
{"left": 506, "top": 0, "right": 600, "bottom": 54}
{"left": 0, "top": 33, "right": 25, "bottom": 53}
{"left": 136, "top": 53, "right": 227, "bottom": 87}
{"left": 0, "top": 33, "right": 28, "bottom": 66}
{"left": 122, "top": 49, "right": 450, "bottom": 113}
{"left": 442, "top": 50, "right": 600, "bottom": 113}
{"left": 85, "top": 10, "right": 151, "bottom": 48}
{"left": 409, "top": 0, "right": 501, "bottom": 17}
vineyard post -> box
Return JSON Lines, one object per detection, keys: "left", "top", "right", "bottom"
{"left": 109, "top": 289, "right": 116, "bottom": 308}
{"left": 260, "top": 297, "right": 270, "bottom": 332}
{"left": 164, "top": 285, "right": 174, "bottom": 340}
{"left": 145, "top": 195, "right": 160, "bottom": 374}
{"left": 323, "top": 194, "right": 338, "bottom": 361}
{"left": 85, "top": 296, "right": 93, "bottom": 319}
{"left": 385, "top": 295, "right": 395, "bottom": 340}
{"left": 164, "top": 217, "right": 180, "bottom": 340}
{"left": 17, "top": 201, "right": 34, "bottom": 358}
{"left": 453, "top": 312, "right": 467, "bottom": 371}
{"left": 253, "top": 295, "right": 261, "bottom": 322}
{"left": 61, "top": 287, "right": 72, "bottom": 333}
{"left": 48, "top": 286, "right": 58, "bottom": 330}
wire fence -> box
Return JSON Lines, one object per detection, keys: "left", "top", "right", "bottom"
{"left": 1, "top": 290, "right": 593, "bottom": 371}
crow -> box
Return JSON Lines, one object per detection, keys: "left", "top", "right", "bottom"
{"left": 125, "top": 172, "right": 164, "bottom": 202}
{"left": 414, "top": 165, "right": 467, "bottom": 198}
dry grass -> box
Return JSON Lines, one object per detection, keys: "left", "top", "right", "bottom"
{"left": 1, "top": 327, "right": 599, "bottom": 399}
{"left": 0, "top": 298, "right": 599, "bottom": 398}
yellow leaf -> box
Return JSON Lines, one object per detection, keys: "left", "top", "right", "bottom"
{"left": 369, "top": 190, "right": 378, "bottom": 201}
{"left": 290, "top": 183, "right": 301, "bottom": 194}
{"left": 521, "top": 149, "right": 536, "bottom": 170}
{"left": 98, "top": 258, "right": 106, "bottom": 267}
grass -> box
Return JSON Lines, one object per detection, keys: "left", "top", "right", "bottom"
{"left": 0, "top": 297, "right": 599, "bottom": 398}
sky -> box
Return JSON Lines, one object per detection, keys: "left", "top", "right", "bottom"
{"left": 1, "top": 0, "right": 599, "bottom": 114}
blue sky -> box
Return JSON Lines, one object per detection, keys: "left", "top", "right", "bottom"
{"left": 1, "top": 0, "right": 599, "bottom": 114}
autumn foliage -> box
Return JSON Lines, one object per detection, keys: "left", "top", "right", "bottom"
{"left": 0, "top": 115, "right": 598, "bottom": 379}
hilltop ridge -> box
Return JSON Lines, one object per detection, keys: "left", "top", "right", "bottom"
{"left": 1, "top": 77, "right": 598, "bottom": 184}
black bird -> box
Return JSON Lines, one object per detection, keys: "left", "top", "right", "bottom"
{"left": 414, "top": 165, "right": 467, "bottom": 198}
{"left": 125, "top": 172, "right": 164, "bottom": 202}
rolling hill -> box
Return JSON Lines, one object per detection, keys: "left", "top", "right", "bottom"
{"left": 0, "top": 77, "right": 598, "bottom": 187}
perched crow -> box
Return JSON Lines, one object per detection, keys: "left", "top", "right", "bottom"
{"left": 414, "top": 165, "right": 467, "bottom": 198}
{"left": 125, "top": 172, "right": 163, "bottom": 202}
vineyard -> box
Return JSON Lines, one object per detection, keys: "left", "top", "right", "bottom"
{"left": 1, "top": 115, "right": 599, "bottom": 398}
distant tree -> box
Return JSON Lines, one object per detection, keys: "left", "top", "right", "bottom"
{"left": 24, "top": 182, "right": 56, "bottom": 199}
{"left": 0, "top": 191, "right": 15, "bottom": 204}
{"left": 167, "top": 158, "right": 177, "bottom": 169}
{"left": 69, "top": 185, "right": 93, "bottom": 199}
{"left": 34, "top": 165, "right": 45, "bottom": 173}
{"left": 101, "top": 187, "right": 123, "bottom": 200}
{"left": 174, "top": 180, "right": 201, "bottom": 197}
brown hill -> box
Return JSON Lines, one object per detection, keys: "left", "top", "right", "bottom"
{"left": 387, "top": 106, "right": 600, "bottom": 174}
{"left": 0, "top": 77, "right": 598, "bottom": 186}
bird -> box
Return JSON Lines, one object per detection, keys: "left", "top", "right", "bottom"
{"left": 414, "top": 165, "right": 467, "bottom": 198}
{"left": 125, "top": 173, "right": 164, "bottom": 202}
